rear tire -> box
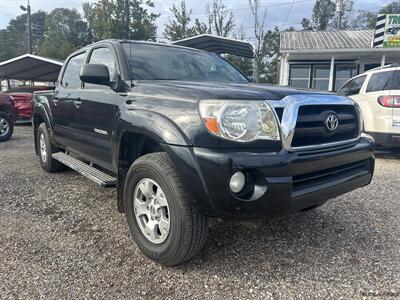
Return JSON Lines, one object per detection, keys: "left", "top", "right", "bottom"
{"left": 124, "top": 152, "right": 208, "bottom": 266}
{"left": 0, "top": 112, "right": 13, "bottom": 142}
{"left": 37, "top": 123, "right": 66, "bottom": 172}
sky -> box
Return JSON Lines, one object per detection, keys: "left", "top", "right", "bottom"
{"left": 0, "top": 0, "right": 394, "bottom": 40}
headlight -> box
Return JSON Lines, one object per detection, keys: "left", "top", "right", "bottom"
{"left": 199, "top": 100, "right": 280, "bottom": 142}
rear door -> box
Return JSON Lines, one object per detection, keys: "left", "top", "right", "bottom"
{"left": 390, "top": 70, "right": 400, "bottom": 129}
{"left": 52, "top": 52, "right": 86, "bottom": 149}
{"left": 72, "top": 46, "right": 118, "bottom": 170}
{"left": 363, "top": 70, "right": 395, "bottom": 133}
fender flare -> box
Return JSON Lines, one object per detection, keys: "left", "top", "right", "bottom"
{"left": 32, "top": 102, "right": 53, "bottom": 155}
{"left": 114, "top": 109, "right": 191, "bottom": 158}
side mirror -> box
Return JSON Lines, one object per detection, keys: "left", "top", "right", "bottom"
{"left": 80, "top": 64, "right": 110, "bottom": 86}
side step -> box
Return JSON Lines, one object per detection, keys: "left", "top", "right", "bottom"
{"left": 52, "top": 152, "right": 117, "bottom": 187}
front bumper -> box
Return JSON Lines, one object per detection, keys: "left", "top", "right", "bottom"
{"left": 173, "top": 136, "right": 374, "bottom": 217}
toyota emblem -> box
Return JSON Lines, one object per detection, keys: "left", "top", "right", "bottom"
{"left": 325, "top": 114, "right": 339, "bottom": 131}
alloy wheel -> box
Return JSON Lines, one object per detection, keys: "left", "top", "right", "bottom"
{"left": 39, "top": 133, "right": 47, "bottom": 163}
{"left": 133, "top": 178, "right": 170, "bottom": 244}
{"left": 0, "top": 118, "right": 9, "bottom": 137}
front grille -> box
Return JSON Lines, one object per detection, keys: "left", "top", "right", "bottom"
{"left": 291, "top": 105, "right": 359, "bottom": 147}
{"left": 292, "top": 159, "right": 371, "bottom": 194}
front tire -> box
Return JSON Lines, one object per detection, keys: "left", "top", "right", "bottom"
{"left": 0, "top": 112, "right": 14, "bottom": 142}
{"left": 124, "top": 153, "right": 208, "bottom": 266}
{"left": 37, "top": 123, "right": 65, "bottom": 172}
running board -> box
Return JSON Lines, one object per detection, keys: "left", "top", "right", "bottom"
{"left": 52, "top": 152, "right": 117, "bottom": 187}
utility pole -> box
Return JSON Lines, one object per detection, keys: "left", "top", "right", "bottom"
{"left": 124, "top": 0, "right": 129, "bottom": 39}
{"left": 20, "top": 0, "right": 32, "bottom": 54}
{"left": 336, "top": 0, "right": 343, "bottom": 30}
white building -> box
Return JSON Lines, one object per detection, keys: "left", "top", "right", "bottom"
{"left": 278, "top": 30, "right": 400, "bottom": 92}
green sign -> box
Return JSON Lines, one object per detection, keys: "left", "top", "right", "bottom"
{"left": 383, "top": 14, "right": 400, "bottom": 47}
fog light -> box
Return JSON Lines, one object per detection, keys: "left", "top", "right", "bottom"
{"left": 229, "top": 171, "right": 246, "bottom": 193}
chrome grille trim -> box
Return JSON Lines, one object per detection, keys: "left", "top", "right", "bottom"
{"left": 267, "top": 94, "right": 361, "bottom": 151}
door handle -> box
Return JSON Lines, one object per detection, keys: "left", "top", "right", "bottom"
{"left": 74, "top": 99, "right": 82, "bottom": 109}
{"left": 53, "top": 99, "right": 59, "bottom": 106}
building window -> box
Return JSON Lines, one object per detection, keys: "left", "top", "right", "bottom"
{"left": 335, "top": 64, "right": 357, "bottom": 91}
{"left": 289, "top": 65, "right": 310, "bottom": 88}
{"left": 312, "top": 65, "right": 330, "bottom": 90}
{"left": 364, "top": 63, "right": 380, "bottom": 72}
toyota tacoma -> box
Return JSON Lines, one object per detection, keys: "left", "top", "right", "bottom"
{"left": 32, "top": 40, "right": 375, "bottom": 265}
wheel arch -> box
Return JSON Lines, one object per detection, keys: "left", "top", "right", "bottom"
{"left": 114, "top": 113, "right": 193, "bottom": 213}
{"left": 32, "top": 104, "right": 52, "bottom": 155}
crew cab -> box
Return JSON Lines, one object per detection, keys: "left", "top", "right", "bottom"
{"left": 32, "top": 40, "right": 375, "bottom": 265}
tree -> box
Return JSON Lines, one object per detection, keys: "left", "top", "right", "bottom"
{"left": 380, "top": 1, "right": 400, "bottom": 14}
{"left": 351, "top": 1, "right": 400, "bottom": 29}
{"left": 248, "top": 0, "right": 266, "bottom": 82}
{"left": 193, "top": 18, "right": 210, "bottom": 35}
{"left": 301, "top": 0, "right": 335, "bottom": 31}
{"left": 0, "top": 11, "right": 47, "bottom": 61}
{"left": 83, "top": 0, "right": 158, "bottom": 41}
{"left": 163, "top": 0, "right": 195, "bottom": 41}
{"left": 206, "top": 0, "right": 235, "bottom": 37}
{"left": 225, "top": 26, "right": 253, "bottom": 76}
{"left": 312, "top": 0, "right": 336, "bottom": 30}
{"left": 351, "top": 10, "right": 376, "bottom": 29}
{"left": 260, "top": 27, "right": 280, "bottom": 84}
{"left": 330, "top": 0, "right": 354, "bottom": 29}
{"left": 39, "top": 8, "right": 93, "bottom": 59}
{"left": 301, "top": 18, "right": 313, "bottom": 30}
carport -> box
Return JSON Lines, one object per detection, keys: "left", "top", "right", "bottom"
{"left": 0, "top": 54, "right": 63, "bottom": 90}
{"left": 172, "top": 34, "right": 258, "bottom": 81}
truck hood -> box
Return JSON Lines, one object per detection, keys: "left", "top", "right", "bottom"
{"left": 137, "top": 80, "right": 333, "bottom": 101}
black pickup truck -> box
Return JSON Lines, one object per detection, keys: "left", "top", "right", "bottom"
{"left": 32, "top": 40, "right": 375, "bottom": 265}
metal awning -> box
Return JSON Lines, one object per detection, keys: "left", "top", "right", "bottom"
{"left": 173, "top": 34, "right": 254, "bottom": 58}
{"left": 0, "top": 54, "right": 63, "bottom": 81}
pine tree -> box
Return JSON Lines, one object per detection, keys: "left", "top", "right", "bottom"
{"left": 163, "top": 1, "right": 196, "bottom": 41}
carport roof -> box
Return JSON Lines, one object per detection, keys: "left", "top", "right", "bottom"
{"left": 173, "top": 34, "right": 254, "bottom": 58}
{"left": 0, "top": 54, "right": 63, "bottom": 82}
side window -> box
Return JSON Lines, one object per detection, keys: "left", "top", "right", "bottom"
{"left": 338, "top": 75, "right": 366, "bottom": 96}
{"left": 337, "top": 78, "right": 354, "bottom": 96}
{"left": 390, "top": 70, "right": 400, "bottom": 90}
{"left": 84, "top": 47, "right": 117, "bottom": 89}
{"left": 89, "top": 47, "right": 116, "bottom": 77}
{"left": 61, "top": 53, "right": 86, "bottom": 89}
{"left": 366, "top": 71, "right": 394, "bottom": 93}
{"left": 350, "top": 75, "right": 366, "bottom": 95}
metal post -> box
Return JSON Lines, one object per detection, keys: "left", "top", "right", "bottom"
{"left": 381, "top": 53, "right": 386, "bottom": 66}
{"left": 336, "top": 0, "right": 343, "bottom": 30}
{"left": 27, "top": 0, "right": 32, "bottom": 54}
{"left": 124, "top": 0, "right": 129, "bottom": 39}
{"left": 328, "top": 55, "right": 335, "bottom": 91}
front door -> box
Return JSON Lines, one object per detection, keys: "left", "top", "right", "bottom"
{"left": 52, "top": 52, "right": 86, "bottom": 150}
{"left": 73, "top": 46, "right": 118, "bottom": 170}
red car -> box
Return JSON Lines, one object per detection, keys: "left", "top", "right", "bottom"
{"left": 5, "top": 86, "right": 54, "bottom": 121}
{"left": 0, "top": 93, "right": 17, "bottom": 141}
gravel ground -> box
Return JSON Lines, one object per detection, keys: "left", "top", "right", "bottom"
{"left": 0, "top": 125, "right": 399, "bottom": 299}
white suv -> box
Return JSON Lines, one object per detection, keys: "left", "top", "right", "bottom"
{"left": 338, "top": 65, "right": 400, "bottom": 147}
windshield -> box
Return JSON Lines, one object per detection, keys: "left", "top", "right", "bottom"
{"left": 122, "top": 43, "right": 249, "bottom": 84}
